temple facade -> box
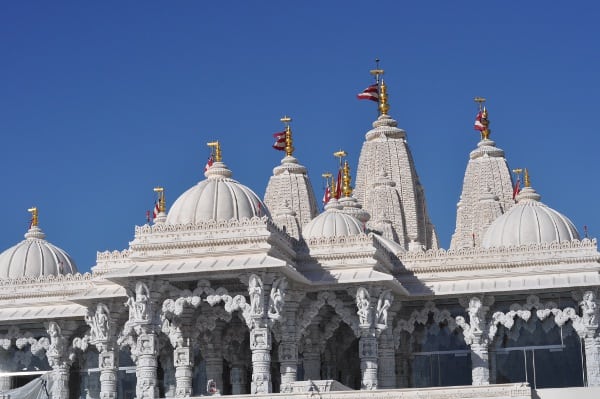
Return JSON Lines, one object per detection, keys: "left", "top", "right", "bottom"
{"left": 0, "top": 79, "right": 599, "bottom": 399}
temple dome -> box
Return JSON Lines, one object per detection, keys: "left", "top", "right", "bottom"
{"left": 166, "top": 161, "right": 270, "bottom": 224}
{"left": 302, "top": 199, "right": 365, "bottom": 239}
{"left": 0, "top": 226, "right": 78, "bottom": 279}
{"left": 482, "top": 186, "right": 579, "bottom": 248}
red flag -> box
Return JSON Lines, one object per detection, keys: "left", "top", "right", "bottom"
{"left": 322, "top": 186, "right": 331, "bottom": 205}
{"left": 152, "top": 200, "right": 160, "bottom": 220}
{"left": 357, "top": 84, "right": 379, "bottom": 102}
{"left": 474, "top": 111, "right": 486, "bottom": 131}
{"left": 146, "top": 210, "right": 151, "bottom": 223}
{"left": 272, "top": 131, "right": 286, "bottom": 151}
{"left": 512, "top": 177, "right": 521, "bottom": 199}
{"left": 335, "top": 169, "right": 342, "bottom": 199}
{"left": 204, "top": 155, "right": 214, "bottom": 172}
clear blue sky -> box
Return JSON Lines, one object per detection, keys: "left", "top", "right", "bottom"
{"left": 1, "top": 2, "right": 599, "bottom": 273}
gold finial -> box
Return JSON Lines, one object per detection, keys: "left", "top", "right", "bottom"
{"left": 207, "top": 141, "right": 222, "bottom": 162}
{"left": 333, "top": 150, "right": 347, "bottom": 166}
{"left": 379, "top": 79, "right": 390, "bottom": 115}
{"left": 370, "top": 58, "right": 385, "bottom": 84}
{"left": 524, "top": 168, "right": 531, "bottom": 188}
{"left": 28, "top": 207, "right": 38, "bottom": 227}
{"left": 474, "top": 97, "right": 490, "bottom": 140}
{"left": 280, "top": 115, "right": 295, "bottom": 157}
{"left": 153, "top": 187, "right": 166, "bottom": 213}
{"left": 474, "top": 97, "right": 486, "bottom": 110}
{"left": 342, "top": 160, "right": 353, "bottom": 197}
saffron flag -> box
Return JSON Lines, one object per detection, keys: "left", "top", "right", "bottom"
{"left": 512, "top": 177, "right": 521, "bottom": 199}
{"left": 272, "top": 131, "right": 286, "bottom": 151}
{"left": 204, "top": 155, "right": 214, "bottom": 172}
{"left": 322, "top": 186, "right": 331, "bottom": 205}
{"left": 474, "top": 111, "right": 486, "bottom": 131}
{"left": 357, "top": 84, "right": 379, "bottom": 102}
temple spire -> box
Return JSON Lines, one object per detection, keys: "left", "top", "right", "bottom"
{"left": 154, "top": 187, "right": 166, "bottom": 213}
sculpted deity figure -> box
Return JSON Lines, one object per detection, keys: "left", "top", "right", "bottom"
{"left": 376, "top": 290, "right": 393, "bottom": 326}
{"left": 248, "top": 275, "right": 263, "bottom": 316}
{"left": 468, "top": 297, "right": 483, "bottom": 333}
{"left": 87, "top": 303, "right": 110, "bottom": 341}
{"left": 268, "top": 277, "right": 287, "bottom": 318}
{"left": 581, "top": 291, "right": 598, "bottom": 327}
{"left": 127, "top": 282, "right": 150, "bottom": 321}
{"left": 356, "top": 287, "right": 371, "bottom": 326}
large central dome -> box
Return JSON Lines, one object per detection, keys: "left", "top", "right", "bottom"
{"left": 166, "top": 160, "right": 270, "bottom": 224}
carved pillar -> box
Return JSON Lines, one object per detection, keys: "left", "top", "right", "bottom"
{"left": 457, "top": 296, "right": 493, "bottom": 386}
{"left": 279, "top": 298, "right": 299, "bottom": 392}
{"left": 173, "top": 344, "right": 192, "bottom": 397}
{"left": 98, "top": 350, "right": 118, "bottom": 399}
{"left": 0, "top": 350, "right": 13, "bottom": 391}
{"left": 355, "top": 287, "right": 378, "bottom": 390}
{"left": 0, "top": 377, "right": 11, "bottom": 392}
{"left": 86, "top": 303, "right": 119, "bottom": 399}
{"left": 248, "top": 274, "right": 272, "bottom": 394}
{"left": 302, "top": 321, "right": 321, "bottom": 381}
{"left": 46, "top": 322, "right": 72, "bottom": 399}
{"left": 377, "top": 328, "right": 396, "bottom": 389}
{"left": 120, "top": 281, "right": 161, "bottom": 399}
{"left": 203, "top": 326, "right": 224, "bottom": 392}
{"left": 580, "top": 290, "right": 600, "bottom": 386}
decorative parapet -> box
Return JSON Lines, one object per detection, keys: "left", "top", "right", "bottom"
{"left": 128, "top": 217, "right": 293, "bottom": 260}
{"left": 94, "top": 249, "right": 132, "bottom": 273}
{"left": 0, "top": 272, "right": 94, "bottom": 303}
{"left": 400, "top": 239, "right": 599, "bottom": 274}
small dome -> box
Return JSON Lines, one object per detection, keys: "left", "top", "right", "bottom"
{"left": 303, "top": 200, "right": 365, "bottom": 239}
{"left": 482, "top": 186, "right": 579, "bottom": 248}
{"left": 166, "top": 161, "right": 270, "bottom": 224}
{"left": 0, "top": 226, "right": 78, "bottom": 279}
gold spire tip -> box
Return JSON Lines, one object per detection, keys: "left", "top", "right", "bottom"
{"left": 524, "top": 168, "right": 531, "bottom": 187}
{"left": 207, "top": 141, "right": 222, "bottom": 162}
{"left": 153, "top": 187, "right": 164, "bottom": 193}
{"left": 28, "top": 207, "right": 38, "bottom": 227}
{"left": 342, "top": 160, "right": 353, "bottom": 197}
{"left": 333, "top": 150, "right": 347, "bottom": 158}
{"left": 154, "top": 187, "right": 166, "bottom": 212}
{"left": 512, "top": 168, "right": 523, "bottom": 175}
{"left": 321, "top": 172, "right": 332, "bottom": 179}
{"left": 280, "top": 115, "right": 292, "bottom": 124}
{"left": 279, "top": 116, "right": 294, "bottom": 157}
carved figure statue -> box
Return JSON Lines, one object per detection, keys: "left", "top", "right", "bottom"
{"left": 268, "top": 277, "right": 287, "bottom": 318}
{"left": 581, "top": 291, "right": 598, "bottom": 326}
{"left": 468, "top": 297, "right": 483, "bottom": 333}
{"left": 356, "top": 287, "right": 371, "bottom": 326}
{"left": 248, "top": 275, "right": 263, "bottom": 316}
{"left": 376, "top": 290, "right": 393, "bottom": 326}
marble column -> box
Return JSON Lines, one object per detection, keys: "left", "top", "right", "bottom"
{"left": 359, "top": 333, "right": 378, "bottom": 390}
{"left": 98, "top": 349, "right": 118, "bottom": 399}
{"left": 457, "top": 296, "right": 493, "bottom": 386}
{"left": 469, "top": 338, "right": 490, "bottom": 385}
{"left": 580, "top": 291, "right": 600, "bottom": 386}
{"left": 135, "top": 332, "right": 159, "bottom": 399}
{"left": 377, "top": 328, "right": 396, "bottom": 389}
{"left": 279, "top": 300, "right": 299, "bottom": 392}
{"left": 248, "top": 274, "right": 272, "bottom": 394}
{"left": 46, "top": 321, "right": 72, "bottom": 399}
{"left": 174, "top": 345, "right": 193, "bottom": 397}
{"left": 250, "top": 326, "right": 271, "bottom": 394}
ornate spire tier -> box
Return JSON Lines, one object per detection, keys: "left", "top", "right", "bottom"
{"left": 450, "top": 103, "right": 515, "bottom": 249}
{"left": 264, "top": 116, "right": 319, "bottom": 230}
{"left": 354, "top": 82, "right": 438, "bottom": 251}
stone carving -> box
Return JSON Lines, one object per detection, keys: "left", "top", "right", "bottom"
{"left": 127, "top": 281, "right": 150, "bottom": 322}
{"left": 86, "top": 303, "right": 111, "bottom": 343}
{"left": 376, "top": 290, "right": 393, "bottom": 327}
{"left": 248, "top": 274, "right": 264, "bottom": 317}
{"left": 356, "top": 287, "right": 372, "bottom": 326}
{"left": 267, "top": 277, "right": 287, "bottom": 320}
{"left": 580, "top": 291, "right": 598, "bottom": 327}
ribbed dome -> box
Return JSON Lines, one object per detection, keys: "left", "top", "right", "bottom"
{"left": 166, "top": 161, "right": 270, "bottom": 224}
{"left": 0, "top": 226, "right": 78, "bottom": 279}
{"left": 303, "top": 199, "right": 365, "bottom": 239}
{"left": 482, "top": 186, "right": 579, "bottom": 248}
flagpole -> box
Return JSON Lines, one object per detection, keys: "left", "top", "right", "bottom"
{"left": 370, "top": 58, "right": 384, "bottom": 117}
